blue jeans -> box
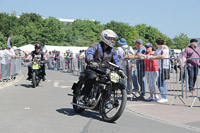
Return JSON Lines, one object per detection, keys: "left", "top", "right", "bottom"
{"left": 132, "top": 69, "right": 145, "bottom": 97}
{"left": 187, "top": 66, "right": 199, "bottom": 91}
{"left": 157, "top": 69, "right": 167, "bottom": 99}
{"left": 132, "top": 70, "right": 139, "bottom": 90}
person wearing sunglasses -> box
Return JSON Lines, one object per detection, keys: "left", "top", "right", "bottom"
{"left": 138, "top": 43, "right": 159, "bottom": 101}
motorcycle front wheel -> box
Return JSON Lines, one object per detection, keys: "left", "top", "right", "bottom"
{"left": 101, "top": 88, "right": 127, "bottom": 123}
{"left": 32, "top": 72, "right": 36, "bottom": 88}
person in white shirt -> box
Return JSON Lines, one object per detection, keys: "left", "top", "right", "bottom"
{"left": 79, "top": 50, "right": 85, "bottom": 58}
{"left": 149, "top": 38, "right": 170, "bottom": 103}
{"left": 2, "top": 45, "right": 16, "bottom": 79}
{"left": 117, "top": 38, "right": 134, "bottom": 59}
{"left": 4, "top": 45, "right": 16, "bottom": 59}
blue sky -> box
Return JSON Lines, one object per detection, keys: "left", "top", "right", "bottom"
{"left": 0, "top": 0, "right": 199, "bottom": 38}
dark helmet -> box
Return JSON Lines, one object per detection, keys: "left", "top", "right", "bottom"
{"left": 35, "top": 44, "right": 41, "bottom": 49}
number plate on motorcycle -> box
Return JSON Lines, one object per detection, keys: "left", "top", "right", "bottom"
{"left": 110, "top": 72, "right": 120, "bottom": 83}
{"left": 32, "top": 64, "right": 39, "bottom": 69}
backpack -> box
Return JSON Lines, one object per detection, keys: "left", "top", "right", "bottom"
{"left": 121, "top": 46, "right": 134, "bottom": 56}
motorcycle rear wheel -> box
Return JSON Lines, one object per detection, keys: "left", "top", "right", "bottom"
{"left": 72, "top": 79, "right": 85, "bottom": 113}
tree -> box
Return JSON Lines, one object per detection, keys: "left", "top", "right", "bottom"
{"left": 10, "top": 35, "right": 26, "bottom": 47}
{"left": 0, "top": 12, "right": 191, "bottom": 49}
{"left": 105, "top": 21, "right": 132, "bottom": 39}
{"left": 65, "top": 20, "right": 104, "bottom": 46}
{"left": 135, "top": 24, "right": 174, "bottom": 48}
{"left": 39, "top": 17, "right": 66, "bottom": 45}
{"left": 173, "top": 33, "right": 189, "bottom": 49}
{"left": 0, "top": 32, "right": 6, "bottom": 48}
{"left": 126, "top": 27, "right": 142, "bottom": 49}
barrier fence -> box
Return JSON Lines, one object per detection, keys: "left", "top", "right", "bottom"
{"left": 47, "top": 58, "right": 86, "bottom": 75}
{"left": 185, "top": 58, "right": 200, "bottom": 107}
{"left": 0, "top": 57, "right": 22, "bottom": 81}
{"left": 46, "top": 57, "right": 200, "bottom": 107}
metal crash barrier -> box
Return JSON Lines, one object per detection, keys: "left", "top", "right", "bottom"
{"left": 184, "top": 58, "right": 200, "bottom": 107}
{"left": 126, "top": 58, "right": 185, "bottom": 105}
{"left": 46, "top": 57, "right": 200, "bottom": 107}
{"left": 0, "top": 57, "right": 22, "bottom": 81}
{"left": 47, "top": 57, "right": 86, "bottom": 75}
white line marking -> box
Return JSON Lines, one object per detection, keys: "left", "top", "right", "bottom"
{"left": 61, "top": 86, "right": 71, "bottom": 88}
{"left": 69, "top": 81, "right": 78, "bottom": 83}
{"left": 54, "top": 82, "right": 59, "bottom": 87}
{"left": 24, "top": 107, "right": 30, "bottom": 110}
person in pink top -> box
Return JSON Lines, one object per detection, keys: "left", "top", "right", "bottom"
{"left": 138, "top": 43, "right": 159, "bottom": 101}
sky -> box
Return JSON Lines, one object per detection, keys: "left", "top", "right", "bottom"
{"left": 0, "top": 0, "right": 199, "bottom": 38}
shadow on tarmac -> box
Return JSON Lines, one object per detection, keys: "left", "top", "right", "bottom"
{"left": 15, "top": 84, "right": 33, "bottom": 88}
{"left": 56, "top": 108, "right": 104, "bottom": 122}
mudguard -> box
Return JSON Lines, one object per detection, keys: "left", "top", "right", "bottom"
{"left": 71, "top": 83, "right": 77, "bottom": 91}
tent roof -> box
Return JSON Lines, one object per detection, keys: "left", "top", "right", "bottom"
{"left": 43, "top": 45, "right": 88, "bottom": 53}
{"left": 19, "top": 44, "right": 34, "bottom": 52}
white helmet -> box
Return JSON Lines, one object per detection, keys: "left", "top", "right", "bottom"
{"left": 101, "top": 29, "right": 118, "bottom": 47}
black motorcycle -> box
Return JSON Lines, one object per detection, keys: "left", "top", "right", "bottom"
{"left": 70, "top": 62, "right": 127, "bottom": 122}
{"left": 31, "top": 58, "right": 43, "bottom": 88}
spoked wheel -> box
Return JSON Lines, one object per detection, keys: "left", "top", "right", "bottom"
{"left": 32, "top": 72, "right": 36, "bottom": 88}
{"left": 72, "top": 79, "right": 85, "bottom": 113}
{"left": 101, "top": 88, "right": 127, "bottom": 123}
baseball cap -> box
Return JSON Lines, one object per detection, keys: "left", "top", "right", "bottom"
{"left": 145, "top": 43, "right": 153, "bottom": 47}
{"left": 134, "top": 39, "right": 143, "bottom": 44}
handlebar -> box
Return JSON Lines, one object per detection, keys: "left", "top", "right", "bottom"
{"left": 88, "top": 62, "right": 123, "bottom": 75}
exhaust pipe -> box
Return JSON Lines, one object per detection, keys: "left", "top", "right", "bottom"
{"left": 72, "top": 93, "right": 102, "bottom": 110}
{"left": 71, "top": 102, "right": 91, "bottom": 109}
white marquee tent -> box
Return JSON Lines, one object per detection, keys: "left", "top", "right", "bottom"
{"left": 43, "top": 45, "right": 88, "bottom": 53}
{"left": 18, "top": 44, "right": 88, "bottom": 53}
{"left": 19, "top": 44, "right": 34, "bottom": 52}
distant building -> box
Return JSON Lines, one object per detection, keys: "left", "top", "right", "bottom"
{"left": 17, "top": 15, "right": 95, "bottom": 24}
{"left": 57, "top": 18, "right": 75, "bottom": 24}
{"left": 57, "top": 18, "right": 95, "bottom": 24}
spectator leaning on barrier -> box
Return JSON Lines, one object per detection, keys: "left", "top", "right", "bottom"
{"left": 182, "top": 39, "right": 200, "bottom": 92}
{"left": 138, "top": 43, "right": 159, "bottom": 101}
{"left": 4, "top": 45, "right": 16, "bottom": 58}
{"left": 149, "top": 38, "right": 170, "bottom": 103}
{"left": 2, "top": 45, "right": 17, "bottom": 79}
{"left": 79, "top": 50, "right": 85, "bottom": 59}
{"left": 124, "top": 39, "right": 146, "bottom": 100}
{"left": 117, "top": 38, "right": 134, "bottom": 94}
{"left": 117, "top": 38, "right": 134, "bottom": 59}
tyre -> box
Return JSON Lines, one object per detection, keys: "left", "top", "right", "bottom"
{"left": 32, "top": 72, "right": 36, "bottom": 88}
{"left": 72, "top": 79, "right": 85, "bottom": 113}
{"left": 101, "top": 88, "right": 127, "bottom": 123}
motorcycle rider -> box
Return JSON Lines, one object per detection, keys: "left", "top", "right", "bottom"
{"left": 26, "top": 44, "right": 47, "bottom": 81}
{"left": 79, "top": 29, "right": 126, "bottom": 100}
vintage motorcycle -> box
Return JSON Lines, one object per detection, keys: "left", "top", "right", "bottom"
{"left": 70, "top": 62, "right": 127, "bottom": 123}
{"left": 31, "top": 58, "right": 44, "bottom": 88}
